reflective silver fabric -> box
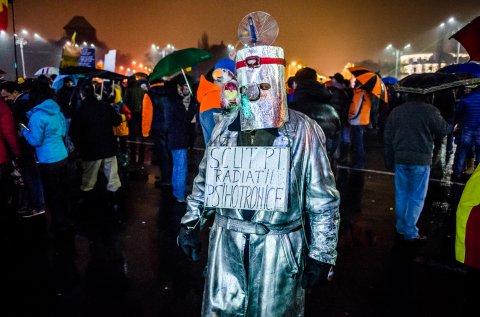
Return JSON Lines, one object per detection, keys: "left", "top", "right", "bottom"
{"left": 236, "top": 46, "right": 288, "bottom": 131}
{"left": 181, "top": 108, "right": 340, "bottom": 317}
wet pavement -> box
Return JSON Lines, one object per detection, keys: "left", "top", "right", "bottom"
{"left": 0, "top": 129, "right": 473, "bottom": 317}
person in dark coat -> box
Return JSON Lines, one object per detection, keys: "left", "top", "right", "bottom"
{"left": 453, "top": 86, "right": 480, "bottom": 178}
{"left": 384, "top": 93, "right": 449, "bottom": 241}
{"left": 124, "top": 76, "right": 147, "bottom": 165}
{"left": 329, "top": 73, "right": 352, "bottom": 163}
{"left": 290, "top": 67, "right": 340, "bottom": 163}
{"left": 142, "top": 80, "right": 172, "bottom": 186}
{"left": 69, "top": 82, "right": 123, "bottom": 210}
{"left": 165, "top": 77, "right": 197, "bottom": 202}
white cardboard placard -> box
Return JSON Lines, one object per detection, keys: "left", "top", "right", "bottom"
{"left": 205, "top": 146, "right": 290, "bottom": 212}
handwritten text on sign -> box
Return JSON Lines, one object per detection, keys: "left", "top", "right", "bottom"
{"left": 205, "top": 146, "right": 290, "bottom": 212}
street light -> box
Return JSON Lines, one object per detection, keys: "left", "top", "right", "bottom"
{"left": 151, "top": 43, "right": 176, "bottom": 59}
{"left": 437, "top": 17, "right": 459, "bottom": 67}
{"left": 14, "top": 32, "right": 28, "bottom": 78}
{"left": 385, "top": 43, "right": 411, "bottom": 78}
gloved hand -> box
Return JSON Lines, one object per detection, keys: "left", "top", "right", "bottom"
{"left": 301, "top": 257, "right": 333, "bottom": 289}
{"left": 177, "top": 226, "right": 201, "bottom": 262}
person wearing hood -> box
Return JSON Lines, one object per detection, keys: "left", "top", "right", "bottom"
{"left": 178, "top": 45, "right": 339, "bottom": 317}
{"left": 197, "top": 58, "right": 236, "bottom": 146}
{"left": 20, "top": 76, "right": 70, "bottom": 234}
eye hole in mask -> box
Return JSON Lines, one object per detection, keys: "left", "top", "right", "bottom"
{"left": 240, "top": 83, "right": 271, "bottom": 101}
{"left": 259, "top": 83, "right": 271, "bottom": 90}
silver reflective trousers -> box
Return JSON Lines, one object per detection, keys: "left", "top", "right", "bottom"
{"left": 182, "top": 109, "right": 340, "bottom": 317}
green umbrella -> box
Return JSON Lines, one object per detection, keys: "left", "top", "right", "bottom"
{"left": 149, "top": 48, "right": 212, "bottom": 84}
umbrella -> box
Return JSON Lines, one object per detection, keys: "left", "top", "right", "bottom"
{"left": 438, "top": 62, "right": 480, "bottom": 77}
{"left": 149, "top": 48, "right": 212, "bottom": 84}
{"left": 348, "top": 66, "right": 388, "bottom": 103}
{"left": 449, "top": 16, "right": 480, "bottom": 62}
{"left": 35, "top": 66, "right": 59, "bottom": 76}
{"left": 382, "top": 76, "right": 399, "bottom": 85}
{"left": 60, "top": 66, "right": 126, "bottom": 80}
{"left": 394, "top": 73, "right": 480, "bottom": 94}
{"left": 51, "top": 75, "right": 79, "bottom": 91}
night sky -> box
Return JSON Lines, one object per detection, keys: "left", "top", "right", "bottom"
{"left": 5, "top": 0, "right": 480, "bottom": 75}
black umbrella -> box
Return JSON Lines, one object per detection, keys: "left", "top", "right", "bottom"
{"left": 438, "top": 62, "right": 480, "bottom": 77}
{"left": 395, "top": 73, "right": 480, "bottom": 94}
{"left": 60, "top": 66, "right": 127, "bottom": 80}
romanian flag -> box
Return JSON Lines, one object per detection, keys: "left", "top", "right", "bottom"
{"left": 0, "top": 0, "right": 8, "bottom": 31}
{"left": 455, "top": 165, "right": 480, "bottom": 269}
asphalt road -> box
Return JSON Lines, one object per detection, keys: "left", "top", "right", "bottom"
{"left": 0, "top": 129, "right": 473, "bottom": 317}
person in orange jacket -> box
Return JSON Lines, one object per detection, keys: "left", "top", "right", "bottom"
{"left": 197, "top": 58, "right": 236, "bottom": 146}
{"left": 348, "top": 84, "right": 377, "bottom": 168}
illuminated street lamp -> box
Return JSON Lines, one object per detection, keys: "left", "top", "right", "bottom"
{"left": 385, "top": 43, "right": 411, "bottom": 78}
{"left": 151, "top": 43, "right": 176, "bottom": 59}
{"left": 14, "top": 30, "right": 32, "bottom": 78}
{"left": 437, "top": 17, "right": 459, "bottom": 66}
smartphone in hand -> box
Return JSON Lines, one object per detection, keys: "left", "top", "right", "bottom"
{"left": 19, "top": 123, "right": 29, "bottom": 131}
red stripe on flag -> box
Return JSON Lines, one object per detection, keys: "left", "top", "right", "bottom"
{"left": 465, "top": 205, "right": 480, "bottom": 269}
{"left": 0, "top": 3, "right": 8, "bottom": 31}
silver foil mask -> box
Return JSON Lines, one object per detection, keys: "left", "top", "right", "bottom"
{"left": 235, "top": 46, "right": 288, "bottom": 131}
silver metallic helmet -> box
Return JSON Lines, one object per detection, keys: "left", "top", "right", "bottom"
{"left": 235, "top": 45, "right": 288, "bottom": 131}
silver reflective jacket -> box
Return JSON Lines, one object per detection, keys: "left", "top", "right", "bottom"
{"left": 182, "top": 109, "right": 340, "bottom": 317}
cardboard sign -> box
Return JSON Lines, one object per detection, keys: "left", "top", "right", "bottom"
{"left": 104, "top": 49, "right": 117, "bottom": 72}
{"left": 205, "top": 146, "right": 290, "bottom": 212}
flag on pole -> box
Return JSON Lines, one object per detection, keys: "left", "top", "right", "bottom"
{"left": 0, "top": 0, "right": 8, "bottom": 31}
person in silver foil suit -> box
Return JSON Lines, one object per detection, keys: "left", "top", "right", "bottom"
{"left": 178, "top": 45, "right": 340, "bottom": 317}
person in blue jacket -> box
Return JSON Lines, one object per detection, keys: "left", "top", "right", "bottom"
{"left": 20, "top": 76, "right": 71, "bottom": 235}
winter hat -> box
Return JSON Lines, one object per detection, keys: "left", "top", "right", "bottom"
{"left": 214, "top": 58, "right": 236, "bottom": 74}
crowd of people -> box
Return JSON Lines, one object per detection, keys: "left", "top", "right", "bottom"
{"left": 1, "top": 53, "right": 479, "bottom": 315}
{"left": 0, "top": 58, "right": 479, "bottom": 237}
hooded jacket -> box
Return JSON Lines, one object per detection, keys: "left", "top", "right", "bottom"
{"left": 197, "top": 75, "right": 221, "bottom": 113}
{"left": 22, "top": 99, "right": 67, "bottom": 164}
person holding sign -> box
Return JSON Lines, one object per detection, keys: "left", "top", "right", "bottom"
{"left": 178, "top": 12, "right": 340, "bottom": 317}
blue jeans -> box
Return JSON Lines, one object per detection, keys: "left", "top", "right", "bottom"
{"left": 394, "top": 164, "right": 430, "bottom": 239}
{"left": 350, "top": 125, "right": 365, "bottom": 168}
{"left": 199, "top": 108, "right": 221, "bottom": 146}
{"left": 171, "top": 149, "right": 188, "bottom": 200}
{"left": 454, "top": 127, "right": 480, "bottom": 175}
